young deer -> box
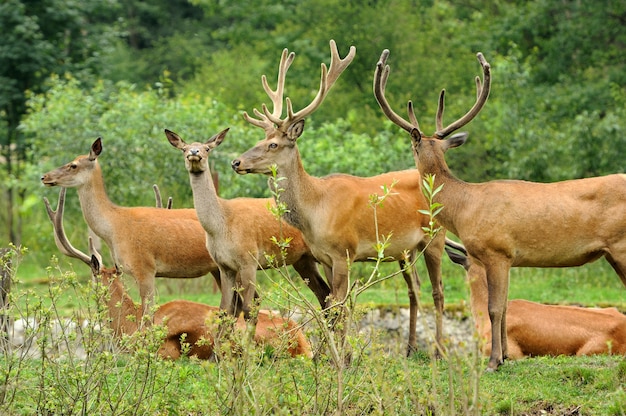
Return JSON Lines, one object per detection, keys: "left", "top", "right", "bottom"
{"left": 166, "top": 128, "right": 330, "bottom": 320}
{"left": 374, "top": 50, "right": 626, "bottom": 370}
{"left": 41, "top": 138, "right": 220, "bottom": 317}
{"left": 445, "top": 243, "right": 626, "bottom": 358}
{"left": 231, "top": 40, "right": 447, "bottom": 355}
{"left": 44, "top": 188, "right": 313, "bottom": 359}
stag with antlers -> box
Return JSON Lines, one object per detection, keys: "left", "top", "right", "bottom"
{"left": 374, "top": 50, "right": 626, "bottom": 370}
{"left": 231, "top": 40, "right": 447, "bottom": 355}
{"left": 43, "top": 188, "right": 313, "bottom": 359}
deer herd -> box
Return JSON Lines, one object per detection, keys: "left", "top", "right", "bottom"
{"left": 40, "top": 40, "right": 626, "bottom": 370}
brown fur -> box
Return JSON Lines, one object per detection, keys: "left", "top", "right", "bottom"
{"left": 375, "top": 50, "right": 626, "bottom": 370}
{"left": 232, "top": 41, "right": 446, "bottom": 354}
{"left": 447, "top": 246, "right": 626, "bottom": 358}
{"left": 166, "top": 128, "right": 330, "bottom": 320}
{"left": 94, "top": 262, "right": 312, "bottom": 359}
{"left": 45, "top": 187, "right": 311, "bottom": 359}
{"left": 41, "top": 139, "right": 219, "bottom": 315}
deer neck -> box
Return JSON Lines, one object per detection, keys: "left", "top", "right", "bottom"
{"left": 187, "top": 169, "right": 227, "bottom": 237}
{"left": 99, "top": 271, "right": 141, "bottom": 337}
{"left": 418, "top": 150, "right": 469, "bottom": 236}
{"left": 273, "top": 148, "right": 320, "bottom": 233}
{"left": 75, "top": 162, "right": 117, "bottom": 240}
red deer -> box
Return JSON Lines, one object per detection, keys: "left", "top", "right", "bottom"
{"left": 44, "top": 188, "right": 313, "bottom": 359}
{"left": 41, "top": 138, "right": 329, "bottom": 319}
{"left": 41, "top": 138, "right": 219, "bottom": 317}
{"left": 231, "top": 40, "right": 447, "bottom": 355}
{"left": 374, "top": 49, "right": 626, "bottom": 370}
{"left": 446, "top": 242, "right": 626, "bottom": 358}
{"left": 166, "top": 127, "right": 330, "bottom": 320}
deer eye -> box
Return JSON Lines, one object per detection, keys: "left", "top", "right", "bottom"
{"left": 269, "top": 143, "right": 278, "bottom": 150}
{"left": 70, "top": 164, "right": 77, "bottom": 170}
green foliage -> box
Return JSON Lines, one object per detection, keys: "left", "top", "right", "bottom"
{"left": 4, "top": 249, "right": 626, "bottom": 415}
{"left": 7, "top": 0, "right": 626, "bottom": 248}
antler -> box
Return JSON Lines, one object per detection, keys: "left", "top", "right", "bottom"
{"left": 435, "top": 53, "right": 490, "bottom": 138}
{"left": 373, "top": 49, "right": 422, "bottom": 136}
{"left": 243, "top": 48, "right": 295, "bottom": 132}
{"left": 245, "top": 39, "right": 356, "bottom": 133}
{"left": 374, "top": 50, "right": 491, "bottom": 139}
{"left": 43, "top": 188, "right": 91, "bottom": 266}
{"left": 153, "top": 184, "right": 173, "bottom": 209}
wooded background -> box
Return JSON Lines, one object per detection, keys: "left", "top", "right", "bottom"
{"left": 2, "top": 0, "right": 625, "bottom": 266}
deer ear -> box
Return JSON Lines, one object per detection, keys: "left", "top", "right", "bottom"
{"left": 287, "top": 120, "right": 305, "bottom": 141}
{"left": 90, "top": 254, "right": 100, "bottom": 276}
{"left": 410, "top": 128, "right": 422, "bottom": 145}
{"left": 446, "top": 132, "right": 468, "bottom": 149}
{"left": 165, "top": 129, "right": 185, "bottom": 149}
{"left": 89, "top": 138, "right": 103, "bottom": 160}
{"left": 207, "top": 128, "right": 229, "bottom": 148}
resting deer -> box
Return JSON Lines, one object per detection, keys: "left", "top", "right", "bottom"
{"left": 445, "top": 242, "right": 626, "bottom": 358}
{"left": 41, "top": 138, "right": 221, "bottom": 317}
{"left": 231, "top": 40, "right": 447, "bottom": 355}
{"left": 374, "top": 50, "right": 626, "bottom": 370}
{"left": 166, "top": 127, "right": 330, "bottom": 320}
{"left": 43, "top": 188, "right": 313, "bottom": 359}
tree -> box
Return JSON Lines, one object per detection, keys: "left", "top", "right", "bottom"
{"left": 0, "top": 0, "right": 118, "bottom": 245}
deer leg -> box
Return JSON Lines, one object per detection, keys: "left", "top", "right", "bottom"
{"left": 400, "top": 257, "right": 420, "bottom": 356}
{"left": 138, "top": 277, "right": 156, "bottom": 326}
{"left": 605, "top": 253, "right": 626, "bottom": 288}
{"left": 328, "top": 258, "right": 352, "bottom": 366}
{"left": 482, "top": 261, "right": 510, "bottom": 371}
{"left": 239, "top": 267, "right": 258, "bottom": 323}
{"left": 210, "top": 270, "right": 222, "bottom": 291}
{"left": 292, "top": 255, "right": 331, "bottom": 308}
{"left": 219, "top": 268, "right": 237, "bottom": 316}
{"left": 322, "top": 264, "right": 334, "bottom": 293}
{"left": 422, "top": 232, "right": 446, "bottom": 357}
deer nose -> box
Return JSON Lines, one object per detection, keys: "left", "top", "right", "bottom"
{"left": 190, "top": 149, "right": 199, "bottom": 156}
{"left": 231, "top": 159, "right": 240, "bottom": 170}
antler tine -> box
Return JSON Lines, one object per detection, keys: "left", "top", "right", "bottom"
{"left": 44, "top": 188, "right": 91, "bottom": 266}
{"left": 153, "top": 184, "right": 163, "bottom": 208}
{"left": 153, "top": 183, "right": 173, "bottom": 209}
{"left": 326, "top": 39, "right": 356, "bottom": 88}
{"left": 244, "top": 48, "right": 296, "bottom": 131}
{"left": 435, "top": 52, "right": 491, "bottom": 139}
{"left": 285, "top": 40, "right": 356, "bottom": 128}
{"left": 435, "top": 89, "right": 445, "bottom": 132}
{"left": 373, "top": 49, "right": 420, "bottom": 134}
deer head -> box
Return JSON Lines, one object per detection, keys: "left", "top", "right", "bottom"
{"left": 165, "top": 128, "right": 229, "bottom": 174}
{"left": 41, "top": 138, "right": 103, "bottom": 188}
{"left": 232, "top": 40, "right": 356, "bottom": 175}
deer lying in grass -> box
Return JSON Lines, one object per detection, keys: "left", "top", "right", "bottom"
{"left": 41, "top": 138, "right": 219, "bottom": 317}
{"left": 44, "top": 188, "right": 313, "bottom": 359}
{"left": 232, "top": 40, "right": 447, "bottom": 355}
{"left": 374, "top": 50, "right": 626, "bottom": 370}
{"left": 445, "top": 242, "right": 626, "bottom": 358}
{"left": 166, "top": 127, "right": 330, "bottom": 320}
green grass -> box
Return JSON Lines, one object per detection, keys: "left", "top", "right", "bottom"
{"left": 14, "top": 249, "right": 626, "bottom": 313}
{"left": 5, "top": 248, "right": 626, "bottom": 415}
{"left": 2, "top": 343, "right": 625, "bottom": 415}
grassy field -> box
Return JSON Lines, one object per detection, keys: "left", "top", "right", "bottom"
{"left": 4, "top": 247, "right": 626, "bottom": 415}
{"left": 15, "top": 248, "right": 626, "bottom": 312}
